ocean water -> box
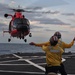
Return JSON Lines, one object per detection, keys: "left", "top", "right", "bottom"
{"left": 0, "top": 43, "right": 43, "bottom": 55}
{"left": 0, "top": 43, "right": 75, "bottom": 55}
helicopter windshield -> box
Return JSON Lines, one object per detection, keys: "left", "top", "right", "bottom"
{"left": 13, "top": 18, "right": 30, "bottom": 26}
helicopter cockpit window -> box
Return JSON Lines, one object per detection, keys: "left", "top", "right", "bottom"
{"left": 13, "top": 18, "right": 30, "bottom": 26}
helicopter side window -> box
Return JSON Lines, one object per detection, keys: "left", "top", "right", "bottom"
{"left": 13, "top": 18, "right": 22, "bottom": 26}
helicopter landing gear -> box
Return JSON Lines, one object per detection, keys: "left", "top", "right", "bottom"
{"left": 24, "top": 39, "right": 27, "bottom": 42}
{"left": 29, "top": 33, "right": 32, "bottom": 37}
{"left": 8, "top": 38, "right": 11, "bottom": 42}
{"left": 22, "top": 36, "right": 24, "bottom": 39}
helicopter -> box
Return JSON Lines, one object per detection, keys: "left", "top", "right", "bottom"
{"left": 3, "top": 8, "right": 32, "bottom": 42}
{"left": 2, "top": 4, "right": 59, "bottom": 42}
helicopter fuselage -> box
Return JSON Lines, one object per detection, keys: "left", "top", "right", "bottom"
{"left": 9, "top": 17, "right": 30, "bottom": 39}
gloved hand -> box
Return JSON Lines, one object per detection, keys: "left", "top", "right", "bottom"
{"left": 29, "top": 42, "right": 35, "bottom": 45}
{"left": 73, "top": 37, "right": 75, "bottom": 41}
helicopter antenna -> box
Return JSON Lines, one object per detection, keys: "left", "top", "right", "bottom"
{"left": 18, "top": 5, "right": 20, "bottom": 8}
{"left": 18, "top": 5, "right": 21, "bottom": 9}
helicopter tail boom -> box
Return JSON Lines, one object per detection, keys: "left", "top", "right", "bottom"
{"left": 3, "top": 30, "right": 9, "bottom": 34}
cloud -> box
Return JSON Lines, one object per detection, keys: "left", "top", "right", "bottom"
{"left": 30, "top": 0, "right": 68, "bottom": 7}
{"left": 71, "top": 27, "right": 75, "bottom": 31}
{"left": 24, "top": 13, "right": 42, "bottom": 20}
{"left": 23, "top": 11, "right": 69, "bottom": 26}
{"left": 0, "top": 3, "right": 15, "bottom": 17}
{"left": 45, "top": 29, "right": 68, "bottom": 33}
{"left": 0, "top": 23, "right": 8, "bottom": 31}
{"left": 58, "top": 30, "right": 68, "bottom": 33}
{"left": 8, "top": 0, "right": 16, "bottom": 7}
{"left": 30, "top": 24, "right": 43, "bottom": 29}
{"left": 69, "top": 26, "right": 75, "bottom": 31}
{"left": 45, "top": 29, "right": 55, "bottom": 31}
{"left": 0, "top": 3, "right": 9, "bottom": 10}
{"left": 0, "top": 23, "right": 6, "bottom": 27}
{"left": 30, "top": 17, "right": 69, "bottom": 25}
{"left": 62, "top": 13, "right": 75, "bottom": 16}
{"left": 0, "top": 0, "right": 5, "bottom": 3}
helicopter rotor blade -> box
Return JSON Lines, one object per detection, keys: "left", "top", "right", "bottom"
{"left": 24, "top": 10, "right": 59, "bottom": 14}
{"left": 24, "top": 7, "right": 43, "bottom": 10}
{"left": 9, "top": 8, "right": 25, "bottom": 12}
{"left": 0, "top": 3, "right": 59, "bottom": 14}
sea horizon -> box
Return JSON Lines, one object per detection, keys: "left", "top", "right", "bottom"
{"left": 0, "top": 43, "right": 75, "bottom": 55}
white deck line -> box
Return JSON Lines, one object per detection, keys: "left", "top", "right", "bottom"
{"left": 13, "top": 54, "right": 45, "bottom": 71}
{"left": 0, "top": 63, "right": 46, "bottom": 65}
{"left": 0, "top": 64, "right": 34, "bottom": 65}
{"left": 25, "top": 59, "right": 45, "bottom": 71}
{"left": 13, "top": 54, "right": 22, "bottom": 59}
{"left": 0, "top": 70, "right": 44, "bottom": 74}
{"left": 0, "top": 60, "right": 20, "bottom": 63}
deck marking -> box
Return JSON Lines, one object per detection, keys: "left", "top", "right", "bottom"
{"left": 13, "top": 54, "right": 45, "bottom": 71}
{"left": 0, "top": 62, "right": 46, "bottom": 65}
{"left": 25, "top": 59, "right": 45, "bottom": 71}
{"left": 0, "top": 54, "right": 74, "bottom": 75}
{"left": 0, "top": 70, "right": 44, "bottom": 74}
{"left": 13, "top": 54, "right": 75, "bottom": 75}
{"left": 0, "top": 60, "right": 20, "bottom": 63}
{"left": 13, "top": 54, "right": 22, "bottom": 59}
{"left": 62, "top": 58, "right": 66, "bottom": 62}
{"left": 0, "top": 64, "right": 33, "bottom": 65}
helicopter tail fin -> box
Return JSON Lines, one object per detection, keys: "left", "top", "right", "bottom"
{"left": 3, "top": 31, "right": 9, "bottom": 33}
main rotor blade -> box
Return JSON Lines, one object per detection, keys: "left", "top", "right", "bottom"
{"left": 9, "top": 8, "right": 25, "bottom": 12}
{"left": 24, "top": 10, "right": 59, "bottom": 14}
{"left": 24, "top": 7, "right": 42, "bottom": 10}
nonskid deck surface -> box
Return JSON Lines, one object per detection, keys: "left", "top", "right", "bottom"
{"left": 0, "top": 52, "right": 75, "bottom": 75}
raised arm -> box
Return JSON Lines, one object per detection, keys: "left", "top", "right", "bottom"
{"left": 62, "top": 37, "right": 75, "bottom": 48}
{"left": 29, "top": 41, "right": 50, "bottom": 47}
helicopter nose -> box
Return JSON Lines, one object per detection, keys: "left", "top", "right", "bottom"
{"left": 16, "top": 25, "right": 28, "bottom": 32}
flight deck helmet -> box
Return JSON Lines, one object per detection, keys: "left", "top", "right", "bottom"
{"left": 50, "top": 36, "right": 58, "bottom": 46}
{"left": 54, "top": 31, "right": 61, "bottom": 39}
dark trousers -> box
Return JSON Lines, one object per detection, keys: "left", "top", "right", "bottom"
{"left": 45, "top": 64, "right": 67, "bottom": 75}
{"left": 59, "top": 63, "right": 67, "bottom": 75}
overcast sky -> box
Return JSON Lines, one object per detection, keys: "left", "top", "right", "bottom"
{"left": 0, "top": 0, "right": 75, "bottom": 44}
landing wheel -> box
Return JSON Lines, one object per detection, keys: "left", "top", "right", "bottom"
{"left": 22, "top": 36, "right": 24, "bottom": 39}
{"left": 20, "top": 34, "right": 21, "bottom": 39}
{"left": 24, "top": 39, "right": 27, "bottom": 42}
{"left": 20, "top": 37, "right": 21, "bottom": 39}
{"left": 8, "top": 38, "right": 11, "bottom": 42}
{"left": 29, "top": 33, "right": 32, "bottom": 37}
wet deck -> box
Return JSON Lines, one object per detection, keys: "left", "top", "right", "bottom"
{"left": 0, "top": 52, "right": 75, "bottom": 75}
